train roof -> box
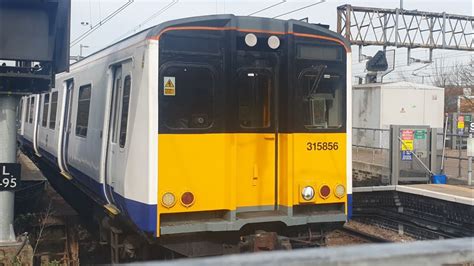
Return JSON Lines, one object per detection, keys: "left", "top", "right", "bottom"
{"left": 146, "top": 14, "right": 350, "bottom": 45}
{"left": 68, "top": 14, "right": 350, "bottom": 71}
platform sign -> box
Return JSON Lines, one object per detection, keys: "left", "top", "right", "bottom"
{"left": 470, "top": 122, "right": 474, "bottom": 133}
{"left": 0, "top": 163, "right": 21, "bottom": 191}
{"left": 401, "top": 130, "right": 414, "bottom": 140}
{"left": 457, "top": 115, "right": 465, "bottom": 129}
{"left": 401, "top": 140, "right": 414, "bottom": 151}
{"left": 414, "top": 129, "right": 426, "bottom": 139}
{"left": 400, "top": 129, "right": 414, "bottom": 151}
{"left": 401, "top": 151, "right": 413, "bottom": 161}
{"left": 465, "top": 115, "right": 472, "bottom": 122}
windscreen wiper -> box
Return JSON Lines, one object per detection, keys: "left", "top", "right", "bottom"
{"left": 308, "top": 65, "right": 327, "bottom": 97}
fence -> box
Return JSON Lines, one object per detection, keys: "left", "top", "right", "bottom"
{"left": 439, "top": 132, "right": 471, "bottom": 184}
{"left": 352, "top": 127, "right": 391, "bottom": 186}
{"left": 352, "top": 127, "right": 471, "bottom": 186}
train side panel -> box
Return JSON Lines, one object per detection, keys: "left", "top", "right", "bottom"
{"left": 26, "top": 37, "right": 158, "bottom": 233}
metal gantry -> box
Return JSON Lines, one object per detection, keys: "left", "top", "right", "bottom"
{"left": 337, "top": 5, "right": 473, "bottom": 57}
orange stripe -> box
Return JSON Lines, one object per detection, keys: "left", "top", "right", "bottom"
{"left": 291, "top": 32, "right": 350, "bottom": 53}
{"left": 149, "top": 26, "right": 351, "bottom": 52}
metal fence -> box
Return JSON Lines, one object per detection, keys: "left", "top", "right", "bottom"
{"left": 352, "top": 127, "right": 391, "bottom": 186}
{"left": 352, "top": 127, "right": 391, "bottom": 167}
{"left": 352, "top": 126, "right": 472, "bottom": 186}
{"left": 439, "top": 132, "right": 471, "bottom": 184}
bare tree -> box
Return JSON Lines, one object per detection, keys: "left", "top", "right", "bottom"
{"left": 449, "top": 59, "right": 474, "bottom": 87}
{"left": 431, "top": 58, "right": 452, "bottom": 87}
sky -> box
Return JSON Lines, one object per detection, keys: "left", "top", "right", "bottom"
{"left": 70, "top": 0, "right": 473, "bottom": 85}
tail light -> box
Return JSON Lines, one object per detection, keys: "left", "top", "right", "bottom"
{"left": 181, "top": 192, "right": 195, "bottom": 207}
{"left": 319, "top": 185, "right": 331, "bottom": 199}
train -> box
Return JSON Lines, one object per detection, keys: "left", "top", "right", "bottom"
{"left": 17, "top": 15, "right": 352, "bottom": 258}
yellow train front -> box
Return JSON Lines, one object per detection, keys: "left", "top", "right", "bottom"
{"left": 154, "top": 15, "right": 352, "bottom": 252}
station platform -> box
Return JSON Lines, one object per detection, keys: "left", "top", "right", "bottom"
{"left": 353, "top": 184, "right": 474, "bottom": 206}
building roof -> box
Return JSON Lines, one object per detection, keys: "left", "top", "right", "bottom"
{"left": 354, "top": 81, "right": 444, "bottom": 91}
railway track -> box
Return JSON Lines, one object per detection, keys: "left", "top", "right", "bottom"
{"left": 338, "top": 226, "right": 393, "bottom": 243}
{"left": 353, "top": 209, "right": 473, "bottom": 240}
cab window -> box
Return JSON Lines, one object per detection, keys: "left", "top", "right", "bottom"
{"left": 161, "top": 65, "right": 214, "bottom": 129}
{"left": 298, "top": 66, "right": 343, "bottom": 129}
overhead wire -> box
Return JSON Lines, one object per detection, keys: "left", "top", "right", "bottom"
{"left": 353, "top": 62, "right": 473, "bottom": 77}
{"left": 352, "top": 51, "right": 472, "bottom": 77}
{"left": 352, "top": 49, "right": 471, "bottom": 67}
{"left": 272, "top": 0, "right": 325, "bottom": 19}
{"left": 70, "top": 0, "right": 135, "bottom": 47}
{"left": 113, "top": 0, "right": 179, "bottom": 43}
{"left": 248, "top": 0, "right": 287, "bottom": 16}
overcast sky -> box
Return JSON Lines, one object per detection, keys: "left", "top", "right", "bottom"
{"left": 70, "top": 0, "right": 473, "bottom": 85}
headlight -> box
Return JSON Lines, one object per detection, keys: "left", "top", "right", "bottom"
{"left": 301, "top": 186, "right": 315, "bottom": 201}
{"left": 268, "top": 35, "right": 280, "bottom": 49}
{"left": 162, "top": 192, "right": 176, "bottom": 208}
{"left": 245, "top": 33, "right": 258, "bottom": 47}
{"left": 335, "top": 184, "right": 345, "bottom": 198}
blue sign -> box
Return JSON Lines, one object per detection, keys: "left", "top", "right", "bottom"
{"left": 401, "top": 151, "right": 413, "bottom": 161}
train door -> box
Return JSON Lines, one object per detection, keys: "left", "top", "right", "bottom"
{"left": 32, "top": 94, "right": 41, "bottom": 156}
{"left": 59, "top": 80, "right": 74, "bottom": 175}
{"left": 106, "top": 61, "right": 132, "bottom": 206}
{"left": 17, "top": 98, "right": 25, "bottom": 136}
{"left": 235, "top": 62, "right": 279, "bottom": 211}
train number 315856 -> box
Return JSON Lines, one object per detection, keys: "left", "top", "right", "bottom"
{"left": 306, "top": 142, "right": 339, "bottom": 151}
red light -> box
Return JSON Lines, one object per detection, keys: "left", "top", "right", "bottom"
{"left": 320, "top": 185, "right": 331, "bottom": 199}
{"left": 181, "top": 192, "right": 194, "bottom": 206}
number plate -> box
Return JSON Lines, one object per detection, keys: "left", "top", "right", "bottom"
{"left": 0, "top": 163, "right": 21, "bottom": 191}
{"left": 306, "top": 142, "right": 340, "bottom": 151}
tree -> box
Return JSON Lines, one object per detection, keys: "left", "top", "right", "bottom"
{"left": 431, "top": 58, "right": 452, "bottom": 88}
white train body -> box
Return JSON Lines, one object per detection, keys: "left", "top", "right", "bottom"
{"left": 19, "top": 30, "right": 159, "bottom": 232}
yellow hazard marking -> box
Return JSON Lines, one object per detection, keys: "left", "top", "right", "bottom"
{"left": 164, "top": 77, "right": 176, "bottom": 96}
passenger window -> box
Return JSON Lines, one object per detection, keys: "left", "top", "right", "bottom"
{"left": 76, "top": 85, "right": 91, "bottom": 137}
{"left": 29, "top": 97, "right": 35, "bottom": 124}
{"left": 42, "top": 94, "right": 49, "bottom": 127}
{"left": 49, "top": 92, "right": 58, "bottom": 129}
{"left": 119, "top": 75, "right": 131, "bottom": 148}
{"left": 162, "top": 66, "right": 214, "bottom": 129}
{"left": 111, "top": 68, "right": 122, "bottom": 143}
{"left": 237, "top": 70, "right": 272, "bottom": 128}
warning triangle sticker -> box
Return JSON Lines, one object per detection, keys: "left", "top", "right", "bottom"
{"left": 165, "top": 79, "right": 174, "bottom": 88}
